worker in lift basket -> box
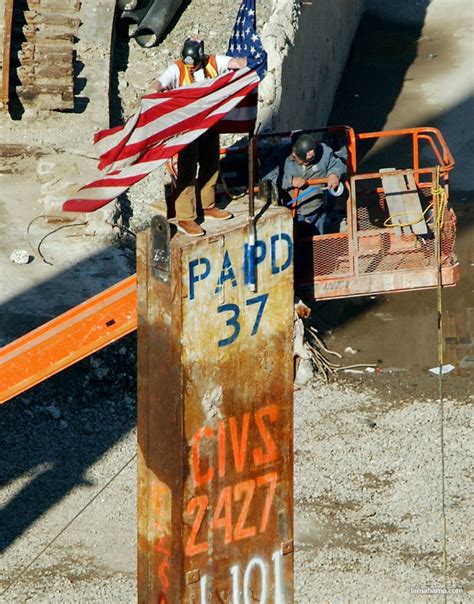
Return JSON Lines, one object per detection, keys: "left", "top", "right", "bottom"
{"left": 149, "top": 36, "right": 247, "bottom": 238}
{"left": 282, "top": 133, "right": 347, "bottom": 235}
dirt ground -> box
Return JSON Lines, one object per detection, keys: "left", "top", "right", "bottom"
{"left": 1, "top": 0, "right": 473, "bottom": 602}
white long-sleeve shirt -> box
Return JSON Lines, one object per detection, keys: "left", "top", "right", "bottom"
{"left": 157, "top": 55, "right": 233, "bottom": 90}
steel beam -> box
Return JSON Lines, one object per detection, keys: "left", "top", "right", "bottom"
{"left": 0, "top": 275, "right": 137, "bottom": 404}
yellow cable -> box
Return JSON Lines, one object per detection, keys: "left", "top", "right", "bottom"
{"left": 382, "top": 172, "right": 447, "bottom": 230}
{"left": 434, "top": 166, "right": 445, "bottom": 366}
{"left": 433, "top": 165, "right": 448, "bottom": 601}
{"left": 383, "top": 202, "right": 434, "bottom": 229}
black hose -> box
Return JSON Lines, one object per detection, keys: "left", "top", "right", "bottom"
{"left": 120, "top": 0, "right": 154, "bottom": 25}
{"left": 133, "top": 0, "right": 183, "bottom": 48}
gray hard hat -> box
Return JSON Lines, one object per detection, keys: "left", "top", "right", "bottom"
{"left": 293, "top": 134, "right": 317, "bottom": 162}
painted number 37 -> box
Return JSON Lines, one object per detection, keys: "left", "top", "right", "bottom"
{"left": 218, "top": 294, "right": 268, "bottom": 348}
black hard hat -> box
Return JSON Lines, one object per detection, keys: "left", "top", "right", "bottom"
{"left": 181, "top": 38, "right": 204, "bottom": 66}
{"left": 293, "top": 134, "right": 317, "bottom": 162}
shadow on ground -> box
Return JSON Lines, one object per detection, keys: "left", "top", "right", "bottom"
{"left": 0, "top": 333, "right": 137, "bottom": 554}
{"left": 301, "top": 3, "right": 474, "bottom": 368}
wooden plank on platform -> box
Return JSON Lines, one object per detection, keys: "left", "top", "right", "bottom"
{"left": 380, "top": 168, "right": 428, "bottom": 236}
{"left": 380, "top": 168, "right": 406, "bottom": 236}
{"left": 404, "top": 171, "right": 428, "bottom": 235}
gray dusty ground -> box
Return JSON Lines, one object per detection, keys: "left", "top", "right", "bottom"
{"left": 1, "top": 0, "right": 473, "bottom": 602}
{"left": 1, "top": 363, "right": 472, "bottom": 603}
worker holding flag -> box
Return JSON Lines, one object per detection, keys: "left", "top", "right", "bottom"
{"left": 148, "top": 0, "right": 268, "bottom": 237}
{"left": 62, "top": 0, "right": 267, "bottom": 223}
{"left": 149, "top": 37, "right": 246, "bottom": 237}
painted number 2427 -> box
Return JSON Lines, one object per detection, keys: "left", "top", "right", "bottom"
{"left": 217, "top": 294, "right": 268, "bottom": 348}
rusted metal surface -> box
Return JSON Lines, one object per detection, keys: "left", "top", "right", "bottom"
{"left": 0, "top": 275, "right": 137, "bottom": 404}
{"left": 137, "top": 206, "right": 294, "bottom": 602}
{"left": 0, "top": 0, "right": 14, "bottom": 111}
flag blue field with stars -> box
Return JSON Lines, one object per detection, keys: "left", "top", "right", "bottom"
{"left": 227, "top": 0, "right": 268, "bottom": 79}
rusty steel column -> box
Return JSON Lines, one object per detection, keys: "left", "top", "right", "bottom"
{"left": 137, "top": 207, "right": 294, "bottom": 602}
{"left": 0, "top": 0, "right": 14, "bottom": 111}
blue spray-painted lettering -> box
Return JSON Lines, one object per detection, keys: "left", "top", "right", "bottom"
{"left": 215, "top": 251, "right": 238, "bottom": 295}
{"left": 189, "top": 258, "right": 211, "bottom": 300}
{"left": 217, "top": 303, "right": 241, "bottom": 347}
{"left": 246, "top": 294, "right": 269, "bottom": 336}
{"left": 271, "top": 233, "right": 293, "bottom": 274}
{"left": 243, "top": 240, "right": 267, "bottom": 286}
{"left": 188, "top": 232, "right": 292, "bottom": 301}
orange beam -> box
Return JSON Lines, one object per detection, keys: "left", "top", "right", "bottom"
{"left": 0, "top": 275, "right": 137, "bottom": 405}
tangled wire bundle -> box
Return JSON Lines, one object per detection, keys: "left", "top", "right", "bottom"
{"left": 303, "top": 325, "right": 342, "bottom": 383}
{"left": 303, "top": 324, "right": 377, "bottom": 383}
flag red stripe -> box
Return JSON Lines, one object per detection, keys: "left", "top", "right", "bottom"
{"left": 95, "top": 70, "right": 246, "bottom": 155}
{"left": 63, "top": 72, "right": 259, "bottom": 213}
{"left": 96, "top": 71, "right": 258, "bottom": 171}
{"left": 63, "top": 198, "right": 116, "bottom": 212}
{"left": 94, "top": 123, "right": 124, "bottom": 144}
{"left": 99, "top": 84, "right": 257, "bottom": 171}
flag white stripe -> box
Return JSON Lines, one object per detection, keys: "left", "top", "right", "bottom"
{"left": 115, "top": 71, "right": 259, "bottom": 151}
{"left": 208, "top": 95, "right": 248, "bottom": 116}
{"left": 105, "top": 128, "right": 208, "bottom": 173}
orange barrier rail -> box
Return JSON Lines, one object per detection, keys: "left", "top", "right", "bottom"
{"left": 0, "top": 275, "right": 137, "bottom": 405}
{"left": 356, "top": 127, "right": 455, "bottom": 176}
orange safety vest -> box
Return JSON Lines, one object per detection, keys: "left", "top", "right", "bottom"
{"left": 175, "top": 54, "right": 219, "bottom": 87}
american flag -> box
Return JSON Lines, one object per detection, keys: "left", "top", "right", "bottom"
{"left": 228, "top": 0, "right": 267, "bottom": 77}
{"left": 217, "top": 0, "right": 267, "bottom": 133}
{"left": 63, "top": 1, "right": 266, "bottom": 213}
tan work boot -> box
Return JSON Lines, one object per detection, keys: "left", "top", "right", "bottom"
{"left": 202, "top": 207, "right": 233, "bottom": 221}
{"left": 177, "top": 220, "right": 205, "bottom": 237}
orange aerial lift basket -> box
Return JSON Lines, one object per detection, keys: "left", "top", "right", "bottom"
{"left": 247, "top": 125, "right": 458, "bottom": 300}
